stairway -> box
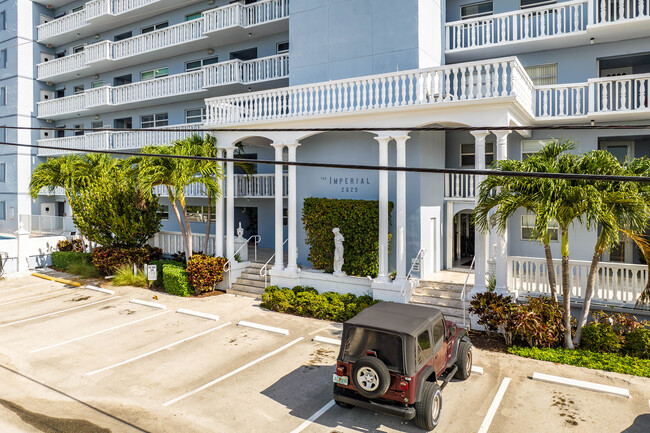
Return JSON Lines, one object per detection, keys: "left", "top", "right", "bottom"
{"left": 410, "top": 280, "right": 470, "bottom": 327}
{"left": 227, "top": 262, "right": 268, "bottom": 298}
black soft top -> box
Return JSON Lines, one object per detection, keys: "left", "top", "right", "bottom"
{"left": 345, "top": 301, "right": 443, "bottom": 337}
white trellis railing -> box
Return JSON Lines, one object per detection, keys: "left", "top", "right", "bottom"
{"left": 589, "top": 72, "right": 650, "bottom": 113}
{"left": 444, "top": 173, "right": 476, "bottom": 199}
{"left": 594, "top": 0, "right": 650, "bottom": 24}
{"left": 150, "top": 174, "right": 287, "bottom": 199}
{"left": 535, "top": 83, "right": 589, "bottom": 118}
{"left": 508, "top": 256, "right": 647, "bottom": 306}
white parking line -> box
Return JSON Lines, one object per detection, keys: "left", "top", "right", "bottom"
{"left": 477, "top": 377, "right": 511, "bottom": 433}
{"left": 30, "top": 310, "right": 171, "bottom": 353}
{"left": 0, "top": 296, "right": 121, "bottom": 328}
{"left": 87, "top": 322, "right": 232, "bottom": 376}
{"left": 0, "top": 282, "right": 55, "bottom": 293}
{"left": 312, "top": 336, "right": 341, "bottom": 345}
{"left": 532, "top": 372, "right": 630, "bottom": 398}
{"left": 162, "top": 337, "right": 304, "bottom": 407}
{"left": 289, "top": 399, "right": 336, "bottom": 433}
{"left": 0, "top": 289, "right": 71, "bottom": 307}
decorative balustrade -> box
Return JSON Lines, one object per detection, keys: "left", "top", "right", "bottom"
{"left": 444, "top": 173, "right": 476, "bottom": 199}
{"left": 590, "top": 73, "right": 650, "bottom": 113}
{"left": 242, "top": 0, "right": 290, "bottom": 26}
{"left": 112, "top": 19, "right": 204, "bottom": 60}
{"left": 203, "top": 2, "right": 242, "bottom": 32}
{"left": 508, "top": 256, "right": 647, "bottom": 306}
{"left": 37, "top": 94, "right": 85, "bottom": 119}
{"left": 203, "top": 54, "right": 289, "bottom": 87}
{"left": 151, "top": 174, "right": 286, "bottom": 199}
{"left": 37, "top": 10, "right": 87, "bottom": 41}
{"left": 37, "top": 124, "right": 204, "bottom": 156}
{"left": 446, "top": 0, "right": 588, "bottom": 51}
{"left": 205, "top": 58, "right": 530, "bottom": 125}
{"left": 595, "top": 0, "right": 650, "bottom": 23}
{"left": 535, "top": 83, "right": 588, "bottom": 118}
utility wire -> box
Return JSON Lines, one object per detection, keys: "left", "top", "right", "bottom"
{"left": 3, "top": 140, "right": 650, "bottom": 183}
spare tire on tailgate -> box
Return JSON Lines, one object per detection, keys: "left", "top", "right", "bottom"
{"left": 351, "top": 356, "right": 391, "bottom": 399}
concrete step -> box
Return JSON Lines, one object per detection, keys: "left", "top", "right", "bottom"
{"left": 240, "top": 271, "right": 265, "bottom": 281}
{"left": 234, "top": 278, "right": 267, "bottom": 288}
{"left": 413, "top": 288, "right": 465, "bottom": 300}
{"left": 246, "top": 262, "right": 266, "bottom": 269}
{"left": 229, "top": 284, "right": 264, "bottom": 297}
{"left": 415, "top": 285, "right": 466, "bottom": 295}
{"left": 411, "top": 294, "right": 464, "bottom": 308}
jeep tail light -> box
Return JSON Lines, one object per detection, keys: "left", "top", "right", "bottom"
{"left": 337, "top": 365, "right": 346, "bottom": 376}
{"left": 399, "top": 381, "right": 409, "bottom": 391}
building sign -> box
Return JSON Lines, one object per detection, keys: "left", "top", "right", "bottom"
{"left": 320, "top": 176, "right": 371, "bottom": 194}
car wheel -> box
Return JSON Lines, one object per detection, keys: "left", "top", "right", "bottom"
{"left": 415, "top": 381, "right": 442, "bottom": 431}
{"left": 351, "top": 356, "right": 391, "bottom": 399}
{"left": 454, "top": 340, "right": 473, "bottom": 380}
{"left": 333, "top": 384, "right": 354, "bottom": 409}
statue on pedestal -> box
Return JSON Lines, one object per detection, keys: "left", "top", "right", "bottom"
{"left": 333, "top": 227, "right": 345, "bottom": 276}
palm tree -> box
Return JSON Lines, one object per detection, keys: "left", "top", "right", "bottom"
{"left": 139, "top": 135, "right": 222, "bottom": 261}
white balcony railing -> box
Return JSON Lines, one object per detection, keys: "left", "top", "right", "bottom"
{"left": 444, "top": 173, "right": 476, "bottom": 199}
{"left": 595, "top": 0, "right": 650, "bottom": 24}
{"left": 18, "top": 214, "right": 69, "bottom": 235}
{"left": 37, "top": 54, "right": 289, "bottom": 119}
{"left": 205, "top": 57, "right": 535, "bottom": 126}
{"left": 151, "top": 174, "right": 287, "bottom": 199}
{"left": 37, "top": 9, "right": 87, "bottom": 41}
{"left": 37, "top": 124, "right": 205, "bottom": 156}
{"left": 509, "top": 256, "right": 648, "bottom": 306}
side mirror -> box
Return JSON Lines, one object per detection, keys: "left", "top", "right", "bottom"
{"left": 447, "top": 324, "right": 456, "bottom": 340}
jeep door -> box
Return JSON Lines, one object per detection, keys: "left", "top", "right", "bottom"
{"left": 431, "top": 318, "right": 447, "bottom": 376}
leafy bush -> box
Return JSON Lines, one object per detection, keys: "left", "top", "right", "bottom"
{"left": 186, "top": 254, "right": 227, "bottom": 293}
{"left": 91, "top": 246, "right": 162, "bottom": 274}
{"left": 162, "top": 264, "right": 191, "bottom": 297}
{"left": 623, "top": 327, "right": 650, "bottom": 359}
{"left": 302, "top": 198, "right": 393, "bottom": 278}
{"left": 581, "top": 323, "right": 621, "bottom": 353}
{"left": 57, "top": 239, "right": 83, "bottom": 252}
{"left": 508, "top": 346, "right": 650, "bottom": 377}
{"left": 261, "top": 286, "right": 378, "bottom": 322}
{"left": 592, "top": 311, "right": 647, "bottom": 335}
{"left": 112, "top": 265, "right": 148, "bottom": 287}
{"left": 148, "top": 260, "right": 184, "bottom": 287}
{"left": 52, "top": 251, "right": 92, "bottom": 272}
{"left": 67, "top": 260, "right": 100, "bottom": 279}
{"left": 468, "top": 292, "right": 515, "bottom": 336}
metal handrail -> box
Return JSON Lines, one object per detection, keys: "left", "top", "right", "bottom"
{"left": 224, "top": 234, "right": 261, "bottom": 289}
{"left": 400, "top": 248, "right": 426, "bottom": 296}
{"left": 0, "top": 252, "right": 8, "bottom": 277}
{"left": 462, "top": 256, "right": 476, "bottom": 328}
{"left": 260, "top": 238, "right": 288, "bottom": 288}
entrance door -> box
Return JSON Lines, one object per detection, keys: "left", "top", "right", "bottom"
{"left": 453, "top": 211, "right": 474, "bottom": 267}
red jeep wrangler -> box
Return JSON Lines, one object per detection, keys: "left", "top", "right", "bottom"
{"left": 333, "top": 302, "right": 472, "bottom": 431}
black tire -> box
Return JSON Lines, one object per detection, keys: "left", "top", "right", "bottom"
{"left": 333, "top": 384, "right": 354, "bottom": 409}
{"left": 415, "top": 381, "right": 442, "bottom": 431}
{"left": 454, "top": 340, "right": 473, "bottom": 380}
{"left": 351, "top": 356, "right": 391, "bottom": 399}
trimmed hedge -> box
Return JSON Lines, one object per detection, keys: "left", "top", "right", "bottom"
{"left": 302, "top": 197, "right": 393, "bottom": 278}
{"left": 581, "top": 323, "right": 622, "bottom": 354}
{"left": 623, "top": 327, "right": 650, "bottom": 359}
{"left": 186, "top": 254, "right": 227, "bottom": 293}
{"left": 91, "top": 246, "right": 162, "bottom": 274}
{"left": 162, "top": 263, "right": 191, "bottom": 297}
{"left": 149, "top": 260, "right": 184, "bottom": 287}
{"left": 52, "top": 251, "right": 92, "bottom": 271}
{"left": 261, "top": 285, "right": 378, "bottom": 322}
{"left": 508, "top": 346, "right": 650, "bottom": 378}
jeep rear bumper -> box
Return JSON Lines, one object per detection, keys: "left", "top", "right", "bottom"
{"left": 333, "top": 386, "right": 416, "bottom": 420}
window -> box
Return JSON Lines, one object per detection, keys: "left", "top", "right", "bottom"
{"left": 522, "top": 213, "right": 559, "bottom": 241}
{"left": 461, "top": 1, "right": 493, "bottom": 19}
{"left": 158, "top": 205, "right": 169, "bottom": 220}
{"left": 141, "top": 22, "right": 168, "bottom": 34}
{"left": 461, "top": 142, "right": 494, "bottom": 167}
{"left": 185, "top": 12, "right": 202, "bottom": 21}
{"left": 0, "top": 163, "right": 5, "bottom": 182}
{"left": 186, "top": 206, "right": 215, "bottom": 222}
{"left": 72, "top": 44, "right": 85, "bottom": 54}
{"left": 91, "top": 81, "right": 103, "bottom": 88}
{"left": 73, "top": 124, "right": 84, "bottom": 136}
{"left": 0, "top": 11, "right": 6, "bottom": 31}
{"left": 114, "top": 31, "right": 132, "bottom": 42}
{"left": 601, "top": 141, "right": 634, "bottom": 163}
{"left": 520, "top": 0, "right": 556, "bottom": 8}
{"left": 276, "top": 41, "right": 289, "bottom": 54}
{"left": 432, "top": 319, "right": 445, "bottom": 347}
{"left": 141, "top": 113, "right": 168, "bottom": 128}
{"left": 185, "top": 56, "right": 219, "bottom": 72}
{"left": 72, "top": 5, "right": 84, "bottom": 13}
{"left": 186, "top": 108, "right": 206, "bottom": 124}
{"left": 73, "top": 85, "right": 84, "bottom": 94}
{"left": 0, "top": 87, "right": 5, "bottom": 106}
{"left": 230, "top": 47, "right": 257, "bottom": 61}
{"left": 521, "top": 139, "right": 551, "bottom": 160}
{"left": 91, "top": 121, "right": 103, "bottom": 129}
{"left": 0, "top": 201, "right": 5, "bottom": 220}
{"left": 524, "top": 63, "right": 557, "bottom": 86}
{"left": 416, "top": 330, "right": 432, "bottom": 365}
{"left": 283, "top": 208, "right": 288, "bottom": 227}
{"left": 1, "top": 49, "right": 7, "bottom": 68}
{"left": 141, "top": 67, "right": 168, "bottom": 81}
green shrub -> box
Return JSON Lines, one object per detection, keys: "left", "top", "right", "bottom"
{"left": 162, "top": 264, "right": 191, "bottom": 297}
{"left": 57, "top": 239, "right": 83, "bottom": 252}
{"left": 52, "top": 251, "right": 92, "bottom": 272}
{"left": 91, "top": 246, "right": 162, "bottom": 274}
{"left": 148, "top": 260, "right": 184, "bottom": 287}
{"left": 508, "top": 346, "right": 650, "bottom": 377}
{"left": 581, "top": 323, "right": 621, "bottom": 353}
{"left": 302, "top": 197, "right": 393, "bottom": 278}
{"left": 261, "top": 286, "right": 379, "bottom": 322}
{"left": 67, "top": 260, "right": 100, "bottom": 279}
{"left": 112, "top": 265, "right": 148, "bottom": 287}
{"left": 186, "top": 254, "right": 227, "bottom": 293}
{"left": 623, "top": 327, "right": 650, "bottom": 359}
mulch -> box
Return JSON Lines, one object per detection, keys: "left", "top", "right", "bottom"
{"left": 468, "top": 330, "right": 509, "bottom": 353}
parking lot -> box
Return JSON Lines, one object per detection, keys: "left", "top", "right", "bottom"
{"left": 0, "top": 275, "right": 649, "bottom": 433}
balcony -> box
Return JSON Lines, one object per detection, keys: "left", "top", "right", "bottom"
{"left": 152, "top": 174, "right": 288, "bottom": 199}
{"left": 444, "top": 173, "right": 476, "bottom": 200}
{"left": 37, "top": 54, "right": 289, "bottom": 120}
{"left": 37, "top": 0, "right": 289, "bottom": 50}
{"left": 445, "top": 0, "right": 650, "bottom": 60}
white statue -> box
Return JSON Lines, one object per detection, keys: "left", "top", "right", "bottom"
{"left": 333, "top": 227, "right": 345, "bottom": 276}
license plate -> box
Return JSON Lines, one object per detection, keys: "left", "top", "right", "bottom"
{"left": 333, "top": 374, "right": 348, "bottom": 385}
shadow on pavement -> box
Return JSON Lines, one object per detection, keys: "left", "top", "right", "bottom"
{"left": 620, "top": 413, "right": 650, "bottom": 433}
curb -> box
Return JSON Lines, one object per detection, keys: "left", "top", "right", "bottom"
{"left": 130, "top": 298, "right": 167, "bottom": 310}
{"left": 32, "top": 272, "right": 82, "bottom": 287}
{"left": 176, "top": 309, "right": 219, "bottom": 321}
{"left": 532, "top": 372, "right": 630, "bottom": 398}
{"left": 237, "top": 320, "right": 289, "bottom": 335}
{"left": 85, "top": 285, "right": 115, "bottom": 295}
{"left": 312, "top": 336, "right": 341, "bottom": 346}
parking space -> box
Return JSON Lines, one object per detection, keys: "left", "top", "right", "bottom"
{"left": 0, "top": 274, "right": 649, "bottom": 433}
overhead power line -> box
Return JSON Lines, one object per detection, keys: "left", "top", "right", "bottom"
{"left": 3, "top": 139, "right": 650, "bottom": 184}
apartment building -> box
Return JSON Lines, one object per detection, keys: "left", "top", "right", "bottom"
{"left": 11, "top": 0, "right": 650, "bottom": 308}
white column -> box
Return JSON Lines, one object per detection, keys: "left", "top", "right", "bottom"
{"left": 471, "top": 130, "right": 490, "bottom": 292}
{"left": 374, "top": 135, "right": 391, "bottom": 282}
{"left": 14, "top": 224, "right": 30, "bottom": 273}
{"left": 285, "top": 142, "right": 300, "bottom": 273}
{"left": 494, "top": 130, "right": 511, "bottom": 294}
{"left": 393, "top": 134, "right": 410, "bottom": 282}
{"left": 271, "top": 143, "right": 285, "bottom": 271}
{"left": 224, "top": 146, "right": 236, "bottom": 260}
{"left": 215, "top": 148, "right": 224, "bottom": 257}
